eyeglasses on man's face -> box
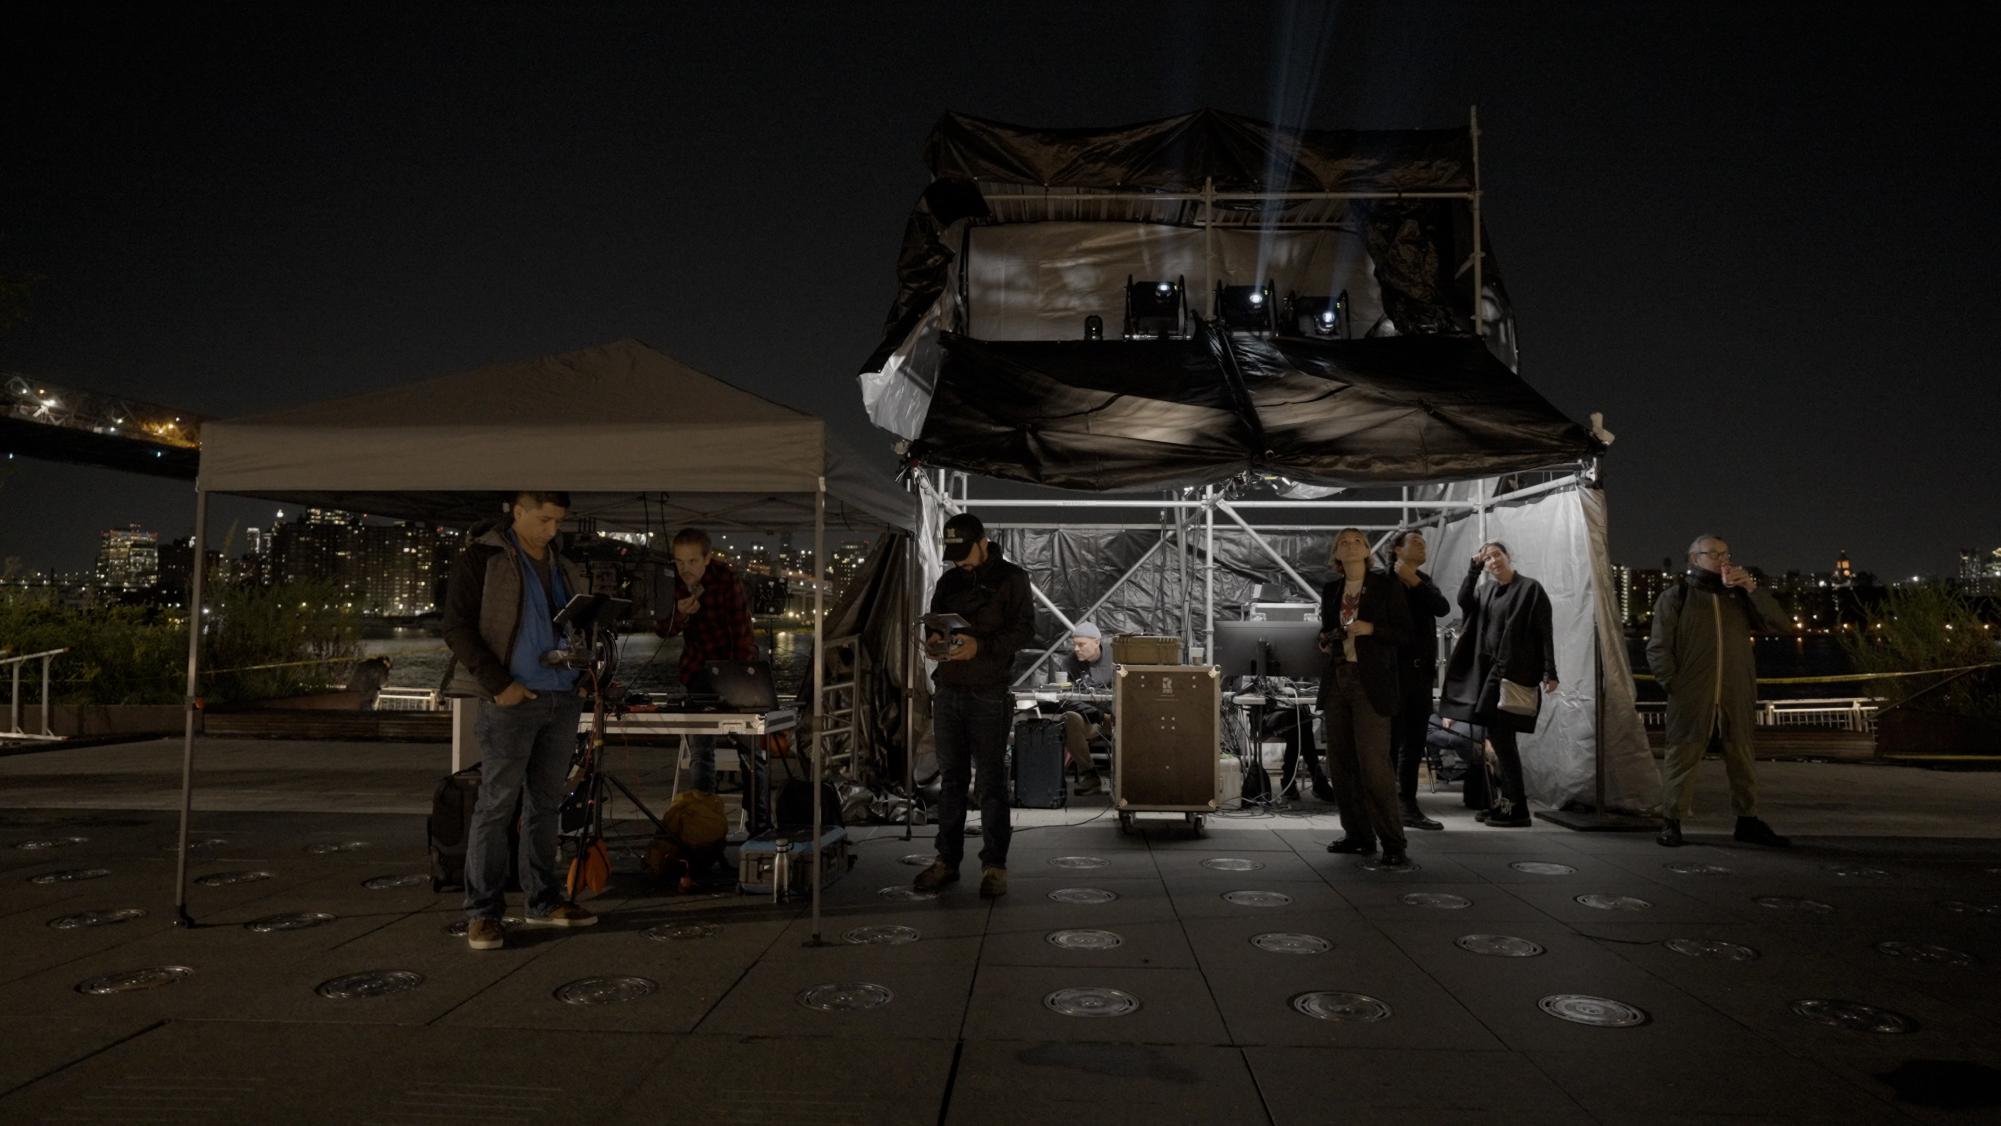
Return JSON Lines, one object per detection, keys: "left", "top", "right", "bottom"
{"left": 1697, "top": 549, "right": 1732, "bottom": 561}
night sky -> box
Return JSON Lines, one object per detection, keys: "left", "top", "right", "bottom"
{"left": 4, "top": 3, "right": 1993, "bottom": 579}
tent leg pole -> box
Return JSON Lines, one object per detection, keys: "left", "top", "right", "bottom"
{"left": 1204, "top": 488, "right": 1215, "bottom": 662}
{"left": 903, "top": 524, "right": 919, "bottom": 842}
{"left": 808, "top": 477, "right": 827, "bottom": 945}
{"left": 172, "top": 489, "right": 210, "bottom": 928}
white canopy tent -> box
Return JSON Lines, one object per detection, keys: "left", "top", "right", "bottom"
{"left": 173, "top": 338, "right": 915, "bottom": 940}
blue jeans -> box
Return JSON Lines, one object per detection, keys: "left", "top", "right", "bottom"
{"left": 933, "top": 683, "right": 1013, "bottom": 870}
{"left": 466, "top": 691, "right": 585, "bottom": 920}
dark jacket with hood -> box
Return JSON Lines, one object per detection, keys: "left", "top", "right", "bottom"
{"left": 442, "top": 522, "right": 591, "bottom": 701}
{"left": 929, "top": 544, "right": 1035, "bottom": 689}
{"left": 1646, "top": 568, "right": 1785, "bottom": 748}
{"left": 1438, "top": 560, "right": 1557, "bottom": 734}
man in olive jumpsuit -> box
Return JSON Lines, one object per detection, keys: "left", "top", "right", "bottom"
{"left": 1646, "top": 534, "right": 1791, "bottom": 848}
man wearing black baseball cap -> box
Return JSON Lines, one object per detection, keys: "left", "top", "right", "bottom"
{"left": 914, "top": 511, "right": 1034, "bottom": 899}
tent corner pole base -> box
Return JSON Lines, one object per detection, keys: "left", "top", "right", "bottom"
{"left": 1533, "top": 808, "right": 1656, "bottom": 833}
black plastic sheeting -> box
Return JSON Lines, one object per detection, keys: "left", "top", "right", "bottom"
{"left": 863, "top": 109, "right": 1493, "bottom": 379}
{"left": 909, "top": 332, "right": 1598, "bottom": 491}
{"left": 998, "top": 525, "right": 1335, "bottom": 665}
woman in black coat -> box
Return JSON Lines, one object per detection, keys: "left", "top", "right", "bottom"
{"left": 1438, "top": 541, "right": 1558, "bottom": 827}
{"left": 1318, "top": 528, "right": 1415, "bottom": 864}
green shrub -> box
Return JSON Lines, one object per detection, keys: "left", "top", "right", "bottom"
{"left": 1841, "top": 586, "right": 2001, "bottom": 723}
{"left": 0, "top": 582, "right": 361, "bottom": 706}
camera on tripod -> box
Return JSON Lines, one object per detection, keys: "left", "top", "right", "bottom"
{"left": 541, "top": 593, "right": 633, "bottom": 671}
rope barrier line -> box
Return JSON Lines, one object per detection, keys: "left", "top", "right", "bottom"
{"left": 1629, "top": 661, "right": 2001, "bottom": 686}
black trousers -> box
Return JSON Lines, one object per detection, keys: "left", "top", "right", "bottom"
{"left": 1387, "top": 665, "right": 1435, "bottom": 803}
{"left": 1489, "top": 725, "right": 1528, "bottom": 811}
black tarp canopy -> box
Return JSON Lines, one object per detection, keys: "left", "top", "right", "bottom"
{"left": 908, "top": 331, "right": 1596, "bottom": 491}
{"left": 859, "top": 109, "right": 1596, "bottom": 488}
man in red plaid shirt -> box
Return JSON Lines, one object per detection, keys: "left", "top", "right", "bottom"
{"left": 655, "top": 528, "right": 757, "bottom": 793}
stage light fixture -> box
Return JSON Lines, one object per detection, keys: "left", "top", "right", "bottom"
{"left": 1286, "top": 290, "right": 1349, "bottom": 338}
{"left": 1124, "top": 275, "right": 1186, "bottom": 338}
{"left": 1214, "top": 280, "right": 1277, "bottom": 333}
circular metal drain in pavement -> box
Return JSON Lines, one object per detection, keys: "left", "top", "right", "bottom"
{"left": 1826, "top": 864, "right": 1891, "bottom": 879}
{"left": 1875, "top": 941, "right": 1976, "bottom": 967}
{"left": 1048, "top": 887, "right": 1118, "bottom": 904}
{"left": 1355, "top": 859, "right": 1420, "bottom": 873}
{"left": 1754, "top": 896, "right": 1835, "bottom": 914}
{"left": 1662, "top": 862, "right": 1731, "bottom": 875}
{"left": 1509, "top": 861, "right": 1576, "bottom": 876}
{"left": 49, "top": 907, "right": 146, "bottom": 929}
{"left": 1049, "top": 856, "right": 1111, "bottom": 870}
{"left": 1291, "top": 991, "right": 1391, "bottom": 1023}
{"left": 304, "top": 841, "right": 370, "bottom": 856}
{"left": 247, "top": 912, "right": 337, "bottom": 933}
{"left": 15, "top": 837, "right": 87, "bottom": 851}
{"left": 1939, "top": 899, "right": 2001, "bottom": 916}
{"left": 1576, "top": 894, "right": 1651, "bottom": 912}
{"left": 845, "top": 924, "right": 921, "bottom": 946}
{"left": 362, "top": 874, "right": 431, "bottom": 890}
{"left": 1201, "top": 857, "right": 1265, "bottom": 872}
{"left": 29, "top": 868, "right": 112, "bottom": 885}
{"left": 1044, "top": 987, "right": 1141, "bottom": 1017}
{"left": 195, "top": 870, "right": 274, "bottom": 887}
{"left": 798, "top": 982, "right": 893, "bottom": 1012}
{"left": 1252, "top": 933, "right": 1331, "bottom": 955}
{"left": 317, "top": 970, "right": 425, "bottom": 1000}
{"left": 1402, "top": 892, "right": 1472, "bottom": 909}
{"left": 555, "top": 977, "right": 657, "bottom": 1005}
{"left": 76, "top": 966, "right": 193, "bottom": 995}
{"left": 1790, "top": 999, "right": 1919, "bottom": 1034}
{"left": 1457, "top": 934, "right": 1546, "bottom": 958}
{"left": 1540, "top": 994, "right": 1649, "bottom": 1028}
{"left": 1222, "top": 890, "right": 1293, "bottom": 908}
{"left": 878, "top": 886, "right": 938, "bottom": 902}
{"left": 1047, "top": 929, "right": 1124, "bottom": 951}
{"left": 1665, "top": 937, "right": 1759, "bottom": 961}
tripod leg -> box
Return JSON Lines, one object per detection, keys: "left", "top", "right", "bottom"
{"left": 603, "top": 772, "right": 666, "bottom": 835}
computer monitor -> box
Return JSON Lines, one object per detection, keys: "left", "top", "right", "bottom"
{"left": 1212, "top": 619, "right": 1326, "bottom": 681}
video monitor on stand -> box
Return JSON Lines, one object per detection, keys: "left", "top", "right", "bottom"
{"left": 1212, "top": 618, "right": 1326, "bottom": 686}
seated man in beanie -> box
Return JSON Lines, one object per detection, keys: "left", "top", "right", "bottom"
{"left": 1057, "top": 621, "right": 1114, "bottom": 796}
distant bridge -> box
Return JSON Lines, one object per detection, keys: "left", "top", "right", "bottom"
{"left": 2, "top": 373, "right": 202, "bottom": 479}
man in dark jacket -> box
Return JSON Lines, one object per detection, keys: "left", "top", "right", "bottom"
{"left": 1648, "top": 534, "right": 1790, "bottom": 848}
{"left": 443, "top": 491, "right": 598, "bottom": 950}
{"left": 913, "top": 512, "right": 1035, "bottom": 899}
{"left": 1387, "top": 529, "right": 1450, "bottom": 830}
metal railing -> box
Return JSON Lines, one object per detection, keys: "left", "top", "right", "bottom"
{"left": 1636, "top": 697, "right": 1880, "bottom": 733}
{"left": 4, "top": 647, "right": 68, "bottom": 741}
{"left": 372, "top": 687, "right": 441, "bottom": 712}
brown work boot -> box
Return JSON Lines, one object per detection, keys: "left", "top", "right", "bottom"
{"left": 1073, "top": 771, "right": 1104, "bottom": 796}
{"left": 979, "top": 866, "right": 1008, "bottom": 899}
{"left": 912, "top": 860, "right": 959, "bottom": 893}
{"left": 466, "top": 917, "right": 505, "bottom": 951}
{"left": 523, "top": 901, "right": 598, "bottom": 927}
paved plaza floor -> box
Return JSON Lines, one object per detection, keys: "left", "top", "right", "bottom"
{"left": 2, "top": 737, "right": 1999, "bottom": 1124}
